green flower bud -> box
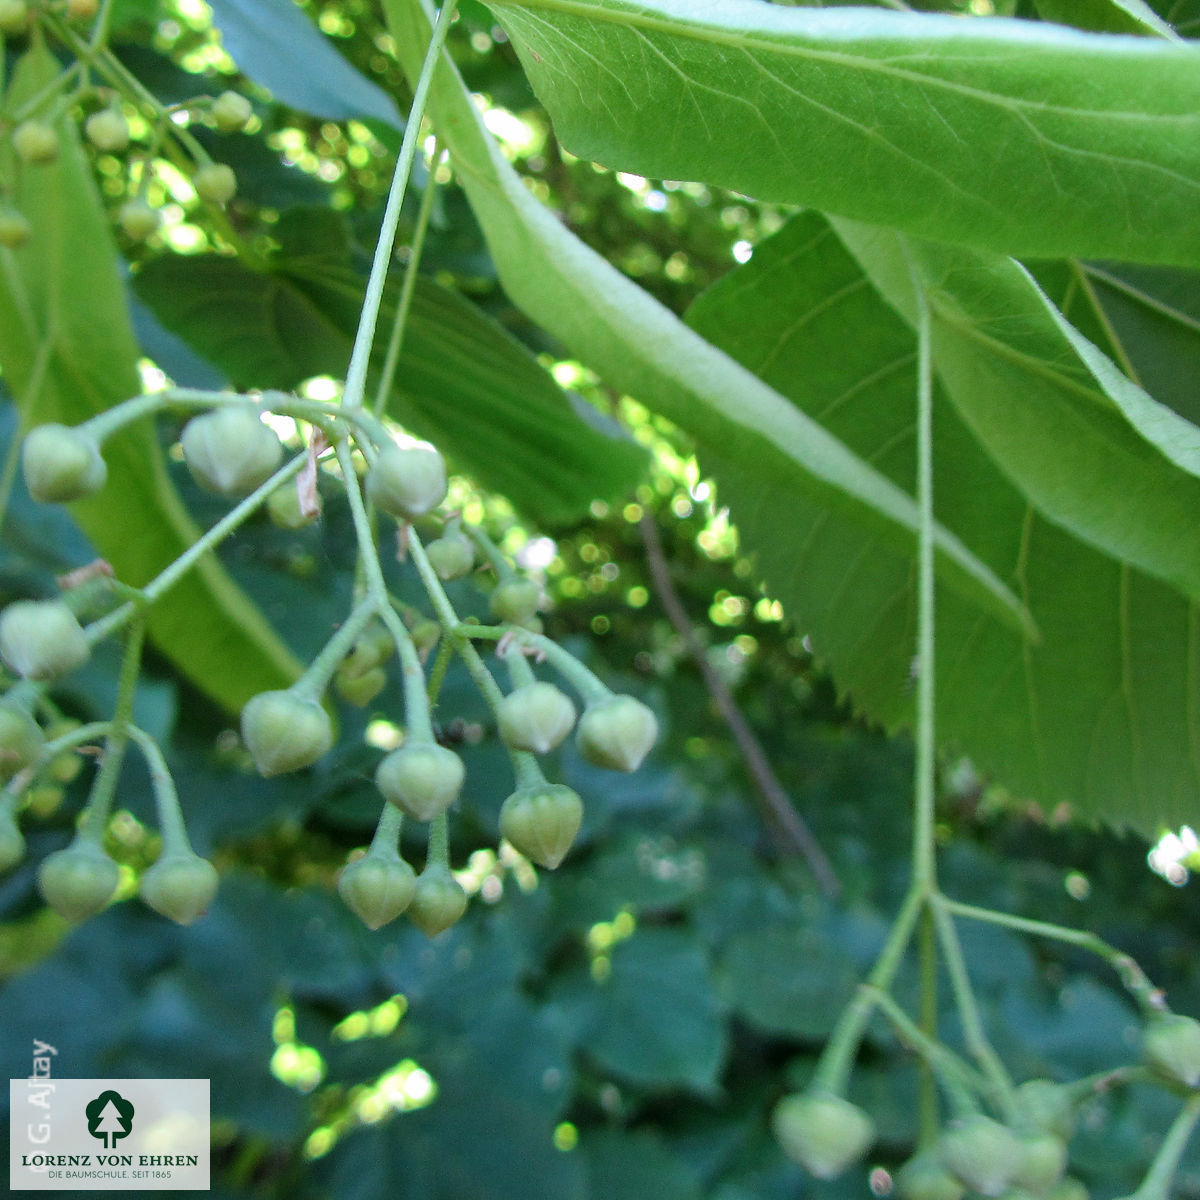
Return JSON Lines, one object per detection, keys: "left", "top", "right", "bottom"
{"left": 407, "top": 865, "right": 467, "bottom": 937}
{"left": 771, "top": 1091, "right": 875, "bottom": 1180}
{"left": 576, "top": 695, "right": 657, "bottom": 772}
{"left": 66, "top": 0, "right": 98, "bottom": 17}
{"left": 425, "top": 532, "right": 474, "bottom": 581}
{"left": 22, "top": 422, "right": 107, "bottom": 503}
{"left": 0, "top": 704, "right": 43, "bottom": 780}
{"left": 0, "top": 207, "right": 32, "bottom": 249}
{"left": 1014, "top": 1079, "right": 1075, "bottom": 1141}
{"left": 140, "top": 853, "right": 219, "bottom": 924}
{"left": 117, "top": 198, "right": 160, "bottom": 241}
{"left": 939, "top": 1116, "right": 1023, "bottom": 1197}
{"left": 1144, "top": 1012, "right": 1200, "bottom": 1087}
{"left": 38, "top": 842, "right": 120, "bottom": 921}
{"left": 1045, "top": 1179, "right": 1089, "bottom": 1200}
{"left": 211, "top": 90, "right": 253, "bottom": 133}
{"left": 498, "top": 682, "right": 576, "bottom": 754}
{"left": 488, "top": 577, "right": 539, "bottom": 625}
{"left": 0, "top": 0, "right": 29, "bottom": 34}
{"left": 1013, "top": 1134, "right": 1067, "bottom": 1195}
{"left": 193, "top": 162, "right": 237, "bottom": 205}
{"left": 500, "top": 784, "right": 583, "bottom": 869}
{"left": 12, "top": 120, "right": 58, "bottom": 165}
{"left": 409, "top": 617, "right": 441, "bottom": 656}
{"left": 340, "top": 624, "right": 394, "bottom": 679}
{"left": 895, "top": 1152, "right": 965, "bottom": 1200}
{"left": 335, "top": 664, "right": 387, "bottom": 707}
{"left": 241, "top": 690, "right": 332, "bottom": 776}
{"left": 338, "top": 853, "right": 416, "bottom": 929}
{"left": 0, "top": 599, "right": 90, "bottom": 681}
{"left": 366, "top": 442, "right": 447, "bottom": 521}
{"left": 267, "top": 483, "right": 319, "bottom": 529}
{"left": 181, "top": 406, "right": 283, "bottom": 496}
{"left": 0, "top": 809, "right": 25, "bottom": 873}
{"left": 375, "top": 742, "right": 464, "bottom": 821}
{"left": 84, "top": 108, "right": 129, "bottom": 153}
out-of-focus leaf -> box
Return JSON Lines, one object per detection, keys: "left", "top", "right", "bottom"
{"left": 582, "top": 1129, "right": 701, "bottom": 1200}
{"left": 207, "top": 0, "right": 404, "bottom": 127}
{"left": 686, "top": 210, "right": 1200, "bottom": 831}
{"left": 0, "top": 45, "right": 302, "bottom": 713}
{"left": 1035, "top": 0, "right": 1179, "bottom": 36}
{"left": 490, "top": 0, "right": 1200, "bottom": 265}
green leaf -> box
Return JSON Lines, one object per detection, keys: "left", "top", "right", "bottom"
{"left": 685, "top": 211, "right": 1200, "bottom": 832}
{"left": 382, "top": 0, "right": 1032, "bottom": 637}
{"left": 0, "top": 46, "right": 302, "bottom": 713}
{"left": 1034, "top": 0, "right": 1179, "bottom": 37}
{"left": 207, "top": 0, "right": 404, "bottom": 127}
{"left": 582, "top": 1129, "right": 702, "bottom": 1200}
{"left": 832, "top": 223, "right": 1200, "bottom": 609}
{"left": 488, "top": 0, "right": 1200, "bottom": 266}
{"left": 583, "top": 928, "right": 726, "bottom": 1092}
{"left": 132, "top": 220, "right": 647, "bottom": 526}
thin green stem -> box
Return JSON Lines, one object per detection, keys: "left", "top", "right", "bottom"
{"left": 918, "top": 907, "right": 940, "bottom": 1144}
{"left": 813, "top": 885, "right": 924, "bottom": 1094}
{"left": 932, "top": 902, "right": 1018, "bottom": 1121}
{"left": 371, "top": 139, "right": 446, "bottom": 420}
{"left": 368, "top": 800, "right": 405, "bottom": 858}
{"left": 293, "top": 596, "right": 378, "bottom": 699}
{"left": 937, "top": 895, "right": 1166, "bottom": 1014}
{"left": 342, "top": 0, "right": 459, "bottom": 411}
{"left": 85, "top": 452, "right": 307, "bottom": 645}
{"left": 1126, "top": 1094, "right": 1200, "bottom": 1199}
{"left": 78, "top": 616, "right": 145, "bottom": 843}
{"left": 426, "top": 810, "right": 450, "bottom": 870}
{"left": 127, "top": 725, "right": 191, "bottom": 854}
{"left": 465, "top": 523, "right": 515, "bottom": 581}
{"left": 458, "top": 624, "right": 610, "bottom": 705}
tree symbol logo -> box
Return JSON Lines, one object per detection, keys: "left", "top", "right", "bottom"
{"left": 85, "top": 1090, "right": 135, "bottom": 1149}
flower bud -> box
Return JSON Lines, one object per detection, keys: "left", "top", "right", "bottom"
{"left": 85, "top": 108, "right": 129, "bottom": 153}
{"left": 193, "top": 162, "right": 237, "bottom": 205}
{"left": 576, "top": 695, "right": 657, "bottom": 772}
{"left": 488, "top": 577, "right": 539, "bottom": 625}
{"left": 938, "top": 1115, "right": 1023, "bottom": 1197}
{"left": 335, "top": 664, "right": 387, "bottom": 707}
{"left": 0, "top": 704, "right": 43, "bottom": 780}
{"left": 1014, "top": 1079, "right": 1075, "bottom": 1141}
{"left": 267, "top": 483, "right": 319, "bottom": 529}
{"left": 0, "top": 0, "right": 28, "bottom": 34}
{"left": 22, "top": 423, "right": 107, "bottom": 503}
{"left": 66, "top": 0, "right": 98, "bottom": 18}
{"left": 894, "top": 1152, "right": 964, "bottom": 1200}
{"left": 0, "top": 809, "right": 25, "bottom": 873}
{"left": 500, "top": 784, "right": 583, "bottom": 869}
{"left": 240, "top": 690, "right": 332, "bottom": 776}
{"left": 117, "top": 197, "right": 159, "bottom": 241}
{"left": 181, "top": 406, "right": 283, "bottom": 496}
{"left": 38, "top": 842, "right": 120, "bottom": 922}
{"left": 498, "top": 681, "right": 576, "bottom": 754}
{"left": 12, "top": 120, "right": 58, "bottom": 165}
{"left": 375, "top": 742, "right": 464, "bottom": 821}
{"left": 425, "top": 532, "right": 474, "bottom": 581}
{"left": 338, "top": 853, "right": 416, "bottom": 929}
{"left": 211, "top": 90, "right": 253, "bottom": 133}
{"left": 366, "top": 442, "right": 447, "bottom": 521}
{"left": 1013, "top": 1134, "right": 1067, "bottom": 1195}
{"left": 140, "top": 853, "right": 219, "bottom": 924}
{"left": 1143, "top": 1012, "right": 1200, "bottom": 1087}
{"left": 409, "top": 618, "right": 441, "bottom": 656}
{"left": 0, "top": 207, "right": 32, "bottom": 249}
{"left": 0, "top": 599, "right": 90, "bottom": 681}
{"left": 771, "top": 1091, "right": 875, "bottom": 1180}
{"left": 340, "top": 624, "right": 393, "bottom": 678}
{"left": 407, "top": 865, "right": 467, "bottom": 937}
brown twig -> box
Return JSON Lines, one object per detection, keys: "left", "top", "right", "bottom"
{"left": 638, "top": 515, "right": 840, "bottom": 896}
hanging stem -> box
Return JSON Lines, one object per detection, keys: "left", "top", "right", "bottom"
{"left": 342, "top": 0, "right": 459, "bottom": 412}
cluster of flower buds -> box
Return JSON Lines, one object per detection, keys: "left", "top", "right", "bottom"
{"left": 0, "top": 392, "right": 659, "bottom": 939}
{"left": 1, "top": 23, "right": 250, "bottom": 254}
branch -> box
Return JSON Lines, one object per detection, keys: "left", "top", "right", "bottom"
{"left": 638, "top": 515, "right": 840, "bottom": 896}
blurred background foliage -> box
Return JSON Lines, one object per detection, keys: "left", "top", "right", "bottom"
{"left": 2, "top": 0, "right": 1199, "bottom": 1197}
